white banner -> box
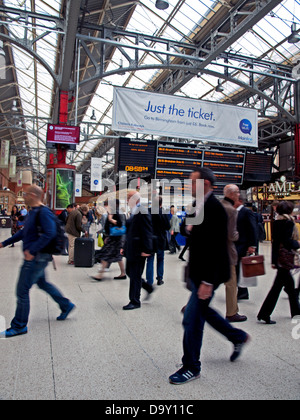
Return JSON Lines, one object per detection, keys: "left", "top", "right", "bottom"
{"left": 75, "top": 173, "right": 82, "bottom": 197}
{"left": 112, "top": 87, "right": 258, "bottom": 147}
{"left": 90, "top": 158, "right": 102, "bottom": 191}
{"left": 9, "top": 155, "right": 16, "bottom": 178}
{"left": 0, "top": 140, "right": 10, "bottom": 168}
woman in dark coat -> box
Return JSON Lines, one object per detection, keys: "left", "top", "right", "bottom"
{"left": 92, "top": 199, "right": 126, "bottom": 281}
{"left": 257, "top": 201, "right": 300, "bottom": 324}
{"left": 9, "top": 205, "right": 19, "bottom": 247}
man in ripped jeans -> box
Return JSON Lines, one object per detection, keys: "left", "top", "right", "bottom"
{"left": 0, "top": 185, "right": 75, "bottom": 338}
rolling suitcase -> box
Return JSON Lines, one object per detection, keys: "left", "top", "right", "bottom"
{"left": 74, "top": 236, "right": 95, "bottom": 267}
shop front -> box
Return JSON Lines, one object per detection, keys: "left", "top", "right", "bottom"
{"left": 251, "top": 176, "right": 300, "bottom": 240}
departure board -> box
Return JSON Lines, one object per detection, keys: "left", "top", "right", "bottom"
{"left": 117, "top": 138, "right": 157, "bottom": 174}
{"left": 155, "top": 142, "right": 246, "bottom": 190}
{"left": 156, "top": 169, "right": 191, "bottom": 180}
{"left": 117, "top": 138, "right": 271, "bottom": 194}
{"left": 244, "top": 150, "right": 274, "bottom": 183}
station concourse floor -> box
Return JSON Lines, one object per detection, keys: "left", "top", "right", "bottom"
{"left": 0, "top": 226, "right": 299, "bottom": 401}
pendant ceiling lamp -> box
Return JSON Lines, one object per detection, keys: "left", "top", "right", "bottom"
{"left": 155, "top": 0, "right": 169, "bottom": 10}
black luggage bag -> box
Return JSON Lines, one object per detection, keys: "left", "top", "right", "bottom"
{"left": 74, "top": 237, "right": 95, "bottom": 267}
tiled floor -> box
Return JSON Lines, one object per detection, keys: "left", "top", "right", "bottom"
{"left": 0, "top": 227, "right": 299, "bottom": 400}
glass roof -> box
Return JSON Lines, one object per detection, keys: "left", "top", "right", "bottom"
{"left": 2, "top": 0, "right": 300, "bottom": 176}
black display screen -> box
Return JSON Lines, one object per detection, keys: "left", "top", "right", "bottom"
{"left": 244, "top": 150, "right": 274, "bottom": 183}
{"left": 117, "top": 138, "right": 157, "bottom": 174}
{"left": 155, "top": 142, "right": 245, "bottom": 187}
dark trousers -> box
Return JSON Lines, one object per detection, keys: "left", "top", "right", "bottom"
{"left": 179, "top": 237, "right": 190, "bottom": 259}
{"left": 169, "top": 233, "right": 180, "bottom": 253}
{"left": 126, "top": 257, "right": 152, "bottom": 305}
{"left": 182, "top": 284, "right": 247, "bottom": 373}
{"left": 258, "top": 268, "right": 300, "bottom": 319}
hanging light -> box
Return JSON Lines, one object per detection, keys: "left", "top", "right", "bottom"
{"left": 155, "top": 0, "right": 169, "bottom": 10}
{"left": 11, "top": 99, "right": 18, "bottom": 112}
{"left": 288, "top": 23, "right": 300, "bottom": 44}
{"left": 215, "top": 79, "right": 224, "bottom": 93}
{"left": 90, "top": 109, "right": 96, "bottom": 120}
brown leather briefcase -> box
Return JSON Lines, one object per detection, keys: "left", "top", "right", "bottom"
{"left": 241, "top": 255, "right": 265, "bottom": 278}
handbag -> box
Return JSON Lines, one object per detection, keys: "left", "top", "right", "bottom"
{"left": 241, "top": 254, "right": 265, "bottom": 278}
{"left": 109, "top": 225, "right": 126, "bottom": 236}
{"left": 278, "top": 247, "right": 296, "bottom": 270}
{"left": 98, "top": 234, "right": 104, "bottom": 248}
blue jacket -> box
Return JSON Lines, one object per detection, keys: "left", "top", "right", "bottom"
{"left": 2, "top": 206, "right": 56, "bottom": 256}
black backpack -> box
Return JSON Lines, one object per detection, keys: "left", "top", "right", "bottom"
{"left": 36, "top": 207, "right": 66, "bottom": 255}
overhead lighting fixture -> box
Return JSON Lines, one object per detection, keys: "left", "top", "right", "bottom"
{"left": 155, "top": 0, "right": 169, "bottom": 10}
{"left": 288, "top": 23, "right": 300, "bottom": 44}
{"left": 11, "top": 100, "right": 18, "bottom": 112}
{"left": 90, "top": 109, "right": 96, "bottom": 120}
{"left": 215, "top": 79, "right": 224, "bottom": 93}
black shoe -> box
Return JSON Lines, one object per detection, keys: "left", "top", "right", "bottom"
{"left": 123, "top": 303, "right": 141, "bottom": 310}
{"left": 257, "top": 316, "right": 276, "bottom": 325}
{"left": 144, "top": 286, "right": 155, "bottom": 301}
{"left": 230, "top": 334, "right": 250, "bottom": 362}
{"left": 169, "top": 366, "right": 200, "bottom": 385}
{"left": 114, "top": 275, "right": 127, "bottom": 280}
{"left": 238, "top": 287, "right": 249, "bottom": 300}
{"left": 157, "top": 279, "right": 164, "bottom": 286}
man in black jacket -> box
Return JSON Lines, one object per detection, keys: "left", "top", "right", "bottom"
{"left": 122, "top": 190, "right": 153, "bottom": 310}
{"left": 169, "top": 168, "right": 249, "bottom": 385}
{"left": 145, "top": 195, "right": 170, "bottom": 286}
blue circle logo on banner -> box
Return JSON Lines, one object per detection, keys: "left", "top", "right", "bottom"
{"left": 239, "top": 119, "right": 252, "bottom": 135}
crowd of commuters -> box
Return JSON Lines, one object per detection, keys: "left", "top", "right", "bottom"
{"left": 0, "top": 169, "right": 299, "bottom": 386}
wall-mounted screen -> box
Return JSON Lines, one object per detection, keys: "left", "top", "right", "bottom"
{"left": 47, "top": 124, "right": 80, "bottom": 145}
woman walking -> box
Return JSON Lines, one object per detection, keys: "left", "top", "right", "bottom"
{"left": 257, "top": 201, "right": 300, "bottom": 324}
{"left": 92, "top": 199, "right": 126, "bottom": 281}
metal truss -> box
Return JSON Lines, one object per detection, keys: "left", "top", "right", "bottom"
{"left": 0, "top": 1, "right": 296, "bottom": 122}
{"left": 0, "top": 0, "right": 298, "bottom": 185}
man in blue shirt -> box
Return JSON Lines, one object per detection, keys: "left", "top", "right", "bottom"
{"left": 0, "top": 185, "right": 75, "bottom": 338}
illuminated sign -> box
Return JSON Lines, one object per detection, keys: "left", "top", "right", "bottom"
{"left": 47, "top": 124, "right": 80, "bottom": 145}
{"left": 156, "top": 141, "right": 245, "bottom": 188}
{"left": 118, "top": 138, "right": 156, "bottom": 174}
{"left": 268, "top": 176, "right": 299, "bottom": 197}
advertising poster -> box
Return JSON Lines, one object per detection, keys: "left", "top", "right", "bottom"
{"left": 112, "top": 87, "right": 258, "bottom": 148}
{"left": 90, "top": 158, "right": 102, "bottom": 192}
{"left": 55, "top": 169, "right": 74, "bottom": 209}
{"left": 75, "top": 173, "right": 82, "bottom": 197}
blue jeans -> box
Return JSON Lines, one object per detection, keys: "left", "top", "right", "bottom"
{"left": 146, "top": 249, "right": 165, "bottom": 285}
{"left": 11, "top": 254, "right": 70, "bottom": 331}
{"left": 182, "top": 284, "right": 247, "bottom": 373}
